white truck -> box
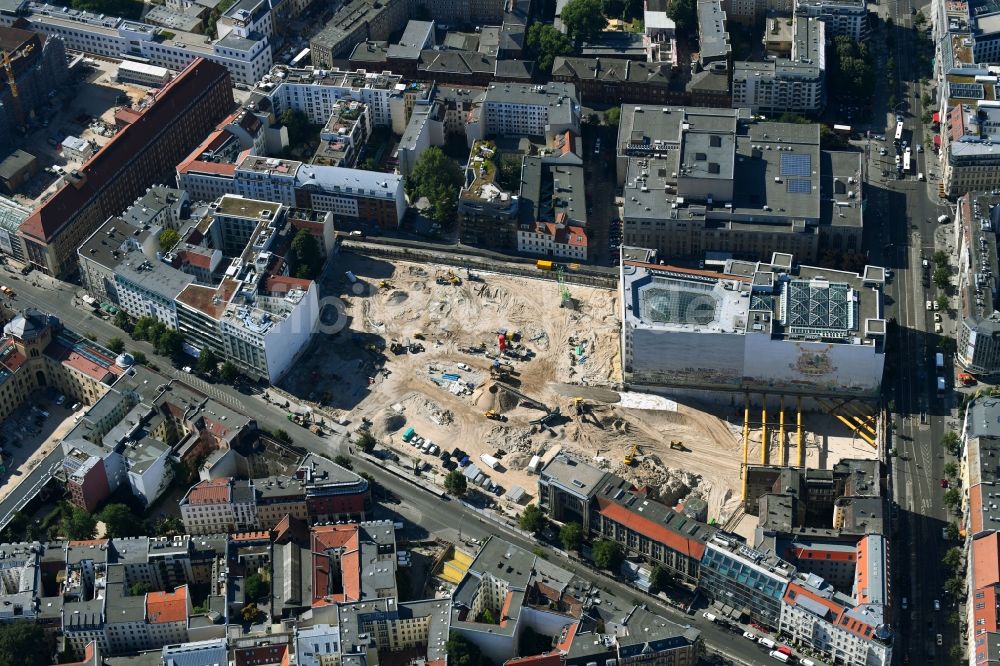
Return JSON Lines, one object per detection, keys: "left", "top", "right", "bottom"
{"left": 758, "top": 637, "right": 776, "bottom": 649}
{"left": 768, "top": 652, "right": 790, "bottom": 663}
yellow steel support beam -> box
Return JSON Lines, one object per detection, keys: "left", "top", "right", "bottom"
{"left": 761, "top": 400, "right": 768, "bottom": 465}
{"left": 742, "top": 394, "right": 750, "bottom": 501}
{"left": 797, "top": 396, "right": 804, "bottom": 468}
{"left": 779, "top": 396, "right": 786, "bottom": 466}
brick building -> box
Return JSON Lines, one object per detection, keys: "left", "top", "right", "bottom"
{"left": 18, "top": 57, "right": 233, "bottom": 276}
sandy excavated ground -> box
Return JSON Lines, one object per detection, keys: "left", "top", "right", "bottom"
{"left": 284, "top": 257, "right": 873, "bottom": 524}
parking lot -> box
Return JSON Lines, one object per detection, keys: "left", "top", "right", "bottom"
{"left": 0, "top": 390, "right": 80, "bottom": 506}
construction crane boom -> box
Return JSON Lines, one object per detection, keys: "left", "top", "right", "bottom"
{"left": 2, "top": 43, "right": 34, "bottom": 130}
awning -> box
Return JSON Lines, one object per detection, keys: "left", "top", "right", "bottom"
{"left": 934, "top": 135, "right": 942, "bottom": 146}
{"left": 933, "top": 112, "right": 941, "bottom": 123}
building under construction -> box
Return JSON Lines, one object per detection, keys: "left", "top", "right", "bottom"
{"left": 0, "top": 20, "right": 69, "bottom": 156}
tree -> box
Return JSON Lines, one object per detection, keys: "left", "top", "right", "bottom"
{"left": 496, "top": 153, "right": 524, "bottom": 191}
{"left": 406, "top": 147, "right": 463, "bottom": 229}
{"left": 944, "top": 575, "right": 965, "bottom": 598}
{"left": 107, "top": 337, "right": 125, "bottom": 354}
{"left": 591, "top": 539, "right": 622, "bottom": 570}
{"left": 280, "top": 109, "right": 312, "bottom": 146}
{"left": 219, "top": 361, "right": 239, "bottom": 384}
{"left": 131, "top": 350, "right": 147, "bottom": 366}
{"left": 934, "top": 250, "right": 951, "bottom": 268}
{"left": 937, "top": 294, "right": 949, "bottom": 312}
{"left": 334, "top": 454, "right": 353, "bottom": 469}
{"left": 946, "top": 522, "right": 961, "bottom": 541}
{"left": 99, "top": 503, "right": 140, "bottom": 538}
{"left": 444, "top": 470, "right": 468, "bottom": 496}
{"left": 155, "top": 329, "right": 184, "bottom": 358}
{"left": 559, "top": 522, "right": 583, "bottom": 551}
{"left": 130, "top": 582, "right": 152, "bottom": 596}
{"left": 944, "top": 461, "right": 958, "bottom": 478}
{"left": 561, "top": 0, "right": 605, "bottom": 42}
{"left": 605, "top": 106, "right": 621, "bottom": 126}
{"left": 667, "top": 0, "right": 697, "bottom": 35}
{"left": 943, "top": 546, "right": 965, "bottom": 572}
{"left": 241, "top": 603, "right": 263, "bottom": 624}
{"left": 942, "top": 431, "right": 961, "bottom": 455}
{"left": 158, "top": 228, "right": 181, "bottom": 252}
{"left": 933, "top": 264, "right": 951, "bottom": 290}
{"left": 355, "top": 430, "right": 377, "bottom": 453}
{"left": 291, "top": 229, "right": 323, "bottom": 279}
{"left": 196, "top": 347, "right": 219, "bottom": 376}
{"left": 478, "top": 608, "right": 496, "bottom": 624}
{"left": 0, "top": 622, "right": 47, "bottom": 666}
{"left": 270, "top": 429, "right": 292, "bottom": 444}
{"left": 113, "top": 310, "right": 130, "bottom": 331}
{"left": 518, "top": 504, "right": 547, "bottom": 534}
{"left": 445, "top": 634, "right": 482, "bottom": 666}
{"left": 828, "top": 36, "right": 874, "bottom": 103}
{"left": 526, "top": 23, "right": 574, "bottom": 73}
{"left": 244, "top": 573, "right": 269, "bottom": 601}
{"left": 649, "top": 565, "right": 670, "bottom": 593}
{"left": 61, "top": 506, "right": 96, "bottom": 540}
{"left": 943, "top": 487, "right": 961, "bottom": 510}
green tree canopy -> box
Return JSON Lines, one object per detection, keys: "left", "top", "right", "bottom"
{"left": 518, "top": 504, "right": 547, "bottom": 533}
{"left": 561, "top": 0, "right": 605, "bottom": 42}
{"left": 355, "top": 431, "right": 377, "bottom": 453}
{"left": 131, "top": 350, "right": 147, "bottom": 366}
{"left": 559, "top": 522, "right": 583, "bottom": 551}
{"left": 0, "top": 622, "right": 48, "bottom": 666}
{"left": 291, "top": 229, "right": 323, "bottom": 279}
{"left": 605, "top": 106, "right": 621, "bottom": 126}
{"left": 244, "top": 573, "right": 269, "bottom": 601}
{"left": 592, "top": 539, "right": 622, "bottom": 570}
{"left": 196, "top": 348, "right": 220, "bottom": 375}
{"left": 446, "top": 634, "right": 482, "bottom": 666}
{"left": 407, "top": 147, "right": 463, "bottom": 229}
{"left": 650, "top": 565, "right": 670, "bottom": 593}
{"left": 158, "top": 228, "right": 181, "bottom": 252}
{"left": 943, "top": 487, "right": 961, "bottom": 509}
{"left": 113, "top": 310, "right": 130, "bottom": 330}
{"left": 526, "top": 23, "right": 574, "bottom": 73}
{"left": 943, "top": 546, "right": 965, "bottom": 572}
{"left": 130, "top": 582, "right": 152, "bottom": 596}
{"left": 99, "top": 503, "right": 140, "bottom": 538}
{"left": 667, "top": 0, "right": 697, "bottom": 35}
{"left": 107, "top": 337, "right": 125, "bottom": 354}
{"left": 61, "top": 505, "right": 96, "bottom": 540}
{"left": 334, "top": 454, "right": 353, "bottom": 469}
{"left": 155, "top": 329, "right": 184, "bottom": 358}
{"left": 444, "top": 470, "right": 468, "bottom": 496}
{"left": 241, "top": 603, "right": 263, "bottom": 624}
{"left": 219, "top": 361, "right": 239, "bottom": 384}
{"left": 933, "top": 266, "right": 952, "bottom": 290}
{"left": 281, "top": 109, "right": 312, "bottom": 146}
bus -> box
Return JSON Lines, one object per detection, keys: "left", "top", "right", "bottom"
{"left": 903, "top": 147, "right": 912, "bottom": 173}
{"left": 895, "top": 120, "right": 904, "bottom": 142}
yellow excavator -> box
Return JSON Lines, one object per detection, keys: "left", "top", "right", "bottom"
{"left": 484, "top": 409, "right": 507, "bottom": 422}
{"left": 623, "top": 443, "right": 639, "bottom": 466}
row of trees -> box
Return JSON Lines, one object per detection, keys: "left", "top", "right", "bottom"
{"left": 827, "top": 36, "right": 875, "bottom": 103}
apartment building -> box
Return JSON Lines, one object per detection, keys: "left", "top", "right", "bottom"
{"left": 312, "top": 99, "right": 372, "bottom": 167}
{"left": 955, "top": 192, "right": 1000, "bottom": 375}
{"left": 794, "top": 0, "right": 868, "bottom": 39}
{"left": 19, "top": 58, "right": 232, "bottom": 276}
{"left": 943, "top": 103, "right": 1000, "bottom": 197}
{"left": 617, "top": 106, "right": 863, "bottom": 264}
{"left": 451, "top": 535, "right": 701, "bottom": 666}
{"left": 2, "top": 2, "right": 272, "bottom": 85}
{"left": 179, "top": 478, "right": 258, "bottom": 534}
{"left": 481, "top": 81, "right": 580, "bottom": 139}
{"left": 174, "top": 109, "right": 265, "bottom": 203}
{"left": 732, "top": 16, "right": 825, "bottom": 114}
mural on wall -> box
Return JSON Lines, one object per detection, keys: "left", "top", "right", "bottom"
{"left": 791, "top": 344, "right": 836, "bottom": 376}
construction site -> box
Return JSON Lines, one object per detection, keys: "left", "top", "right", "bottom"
{"left": 282, "top": 254, "right": 883, "bottom": 526}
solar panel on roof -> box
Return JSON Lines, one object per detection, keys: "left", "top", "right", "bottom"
{"left": 780, "top": 153, "right": 811, "bottom": 177}
{"left": 787, "top": 179, "right": 811, "bottom": 193}
{"left": 950, "top": 82, "right": 985, "bottom": 99}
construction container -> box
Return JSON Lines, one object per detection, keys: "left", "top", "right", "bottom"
{"left": 536, "top": 260, "right": 553, "bottom": 270}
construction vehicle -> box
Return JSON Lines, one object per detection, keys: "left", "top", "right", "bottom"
{"left": 389, "top": 341, "right": 406, "bottom": 355}
{"left": 379, "top": 280, "right": 393, "bottom": 289}
{"left": 1, "top": 43, "right": 33, "bottom": 131}
{"left": 959, "top": 372, "right": 977, "bottom": 386}
{"left": 572, "top": 397, "right": 587, "bottom": 415}
{"left": 669, "top": 440, "right": 689, "bottom": 452}
{"left": 413, "top": 332, "right": 426, "bottom": 340}
{"left": 624, "top": 444, "right": 639, "bottom": 466}
{"left": 447, "top": 270, "right": 461, "bottom": 285}
{"left": 484, "top": 409, "right": 508, "bottom": 422}
{"left": 408, "top": 340, "right": 425, "bottom": 353}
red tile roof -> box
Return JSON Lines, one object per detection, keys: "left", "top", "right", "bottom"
{"left": 46, "top": 341, "right": 120, "bottom": 382}
{"left": 597, "top": 499, "right": 705, "bottom": 560}
{"left": 505, "top": 654, "right": 563, "bottom": 666}
{"left": 974, "top": 533, "right": 1000, "bottom": 592}
{"left": 310, "top": 524, "right": 361, "bottom": 606}
{"left": 21, "top": 58, "right": 231, "bottom": 243}
{"left": 146, "top": 586, "right": 188, "bottom": 624}
{"left": 185, "top": 478, "right": 231, "bottom": 505}
{"left": 263, "top": 275, "right": 312, "bottom": 295}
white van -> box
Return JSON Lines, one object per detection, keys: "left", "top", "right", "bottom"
{"left": 702, "top": 612, "right": 717, "bottom": 622}
{"left": 918, "top": 172, "right": 925, "bottom": 181}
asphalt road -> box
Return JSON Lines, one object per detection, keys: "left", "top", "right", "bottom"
{"left": 2, "top": 271, "right": 775, "bottom": 665}
{"left": 869, "top": 0, "right": 959, "bottom": 661}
